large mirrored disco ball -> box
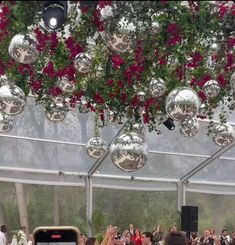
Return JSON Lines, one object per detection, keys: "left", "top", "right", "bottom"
{"left": 149, "top": 78, "right": 167, "bottom": 98}
{"left": 0, "top": 111, "right": 13, "bottom": 132}
{"left": 110, "top": 132, "right": 148, "bottom": 172}
{"left": 203, "top": 79, "right": 220, "bottom": 99}
{"left": 8, "top": 33, "right": 39, "bottom": 64}
{"left": 0, "top": 85, "right": 26, "bottom": 115}
{"left": 57, "top": 76, "right": 76, "bottom": 93}
{"left": 104, "top": 25, "right": 135, "bottom": 54}
{"left": 86, "top": 137, "right": 107, "bottom": 159}
{"left": 74, "top": 52, "right": 93, "bottom": 74}
{"left": 45, "top": 102, "right": 67, "bottom": 122}
{"left": 212, "top": 124, "right": 235, "bottom": 146}
{"left": 165, "top": 87, "right": 200, "bottom": 122}
{"left": 124, "top": 121, "right": 146, "bottom": 139}
{"left": 179, "top": 118, "right": 199, "bottom": 137}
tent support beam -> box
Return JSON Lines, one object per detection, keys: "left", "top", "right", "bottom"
{"left": 180, "top": 141, "right": 235, "bottom": 183}
{"left": 86, "top": 176, "right": 93, "bottom": 236}
{"left": 177, "top": 181, "right": 186, "bottom": 212}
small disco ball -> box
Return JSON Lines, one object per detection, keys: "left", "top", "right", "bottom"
{"left": 203, "top": 79, "right": 220, "bottom": 99}
{"left": 124, "top": 121, "right": 146, "bottom": 139}
{"left": 179, "top": 118, "right": 199, "bottom": 138}
{"left": 45, "top": 102, "right": 67, "bottom": 122}
{"left": 74, "top": 52, "right": 92, "bottom": 74}
{"left": 165, "top": 87, "right": 200, "bottom": 122}
{"left": 110, "top": 132, "right": 148, "bottom": 172}
{"left": 137, "top": 91, "right": 146, "bottom": 102}
{"left": 57, "top": 76, "right": 76, "bottom": 93}
{"left": 0, "top": 84, "right": 26, "bottom": 115}
{"left": 86, "top": 137, "right": 107, "bottom": 159}
{"left": 0, "top": 111, "right": 13, "bottom": 132}
{"left": 107, "top": 110, "right": 117, "bottom": 125}
{"left": 104, "top": 24, "right": 135, "bottom": 54}
{"left": 8, "top": 33, "right": 39, "bottom": 64}
{"left": 212, "top": 124, "right": 235, "bottom": 146}
{"left": 198, "top": 103, "right": 207, "bottom": 118}
{"left": 149, "top": 78, "right": 167, "bottom": 98}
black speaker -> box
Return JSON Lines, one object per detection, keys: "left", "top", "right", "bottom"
{"left": 181, "top": 206, "right": 198, "bottom": 232}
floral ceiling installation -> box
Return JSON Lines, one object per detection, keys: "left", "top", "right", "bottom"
{"left": 1, "top": 1, "right": 235, "bottom": 171}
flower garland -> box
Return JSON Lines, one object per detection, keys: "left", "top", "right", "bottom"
{"left": 0, "top": 1, "right": 235, "bottom": 137}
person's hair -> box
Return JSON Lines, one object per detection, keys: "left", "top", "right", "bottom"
{"left": 222, "top": 229, "right": 227, "bottom": 233}
{"left": 168, "top": 226, "right": 177, "bottom": 232}
{"left": 85, "top": 237, "right": 96, "bottom": 245}
{"left": 142, "top": 232, "right": 153, "bottom": 242}
{"left": 1, "top": 225, "right": 7, "bottom": 232}
{"left": 164, "top": 231, "right": 187, "bottom": 245}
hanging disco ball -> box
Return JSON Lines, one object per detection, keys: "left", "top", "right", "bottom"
{"left": 179, "top": 118, "right": 199, "bottom": 137}
{"left": 104, "top": 20, "right": 136, "bottom": 54}
{"left": 0, "top": 84, "right": 26, "bottom": 115}
{"left": 0, "top": 111, "right": 13, "bottom": 132}
{"left": 212, "top": 124, "right": 235, "bottom": 146}
{"left": 165, "top": 87, "right": 200, "bottom": 122}
{"left": 198, "top": 103, "right": 208, "bottom": 118}
{"left": 107, "top": 110, "right": 117, "bottom": 125}
{"left": 8, "top": 33, "right": 39, "bottom": 64}
{"left": 86, "top": 137, "right": 107, "bottom": 159}
{"left": 110, "top": 132, "right": 148, "bottom": 172}
{"left": 203, "top": 79, "right": 220, "bottom": 99}
{"left": 74, "top": 52, "right": 93, "bottom": 74}
{"left": 149, "top": 78, "right": 167, "bottom": 98}
{"left": 57, "top": 76, "right": 76, "bottom": 93}
{"left": 124, "top": 121, "right": 146, "bottom": 139}
{"left": 45, "top": 102, "right": 67, "bottom": 122}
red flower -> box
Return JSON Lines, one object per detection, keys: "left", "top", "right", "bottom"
{"left": 117, "top": 80, "right": 124, "bottom": 88}
{"left": 43, "top": 61, "right": 55, "bottom": 78}
{"left": 31, "top": 80, "right": 42, "bottom": 91}
{"left": 50, "top": 32, "right": 58, "bottom": 54}
{"left": 198, "top": 91, "right": 207, "bottom": 102}
{"left": 49, "top": 86, "right": 62, "bottom": 96}
{"left": 218, "top": 4, "right": 228, "bottom": 19}
{"left": 34, "top": 27, "right": 49, "bottom": 52}
{"left": 106, "top": 79, "right": 114, "bottom": 86}
{"left": 111, "top": 54, "right": 124, "bottom": 69}
{"left": 217, "top": 74, "right": 227, "bottom": 88}
{"left": 120, "top": 92, "right": 127, "bottom": 102}
{"left": 198, "top": 74, "right": 211, "bottom": 88}
{"left": 0, "top": 61, "right": 5, "bottom": 75}
{"left": 94, "top": 92, "right": 105, "bottom": 104}
{"left": 18, "top": 64, "right": 33, "bottom": 76}
{"left": 131, "top": 95, "right": 140, "bottom": 108}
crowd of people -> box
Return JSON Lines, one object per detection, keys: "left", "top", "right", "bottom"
{"left": 0, "top": 223, "right": 235, "bottom": 245}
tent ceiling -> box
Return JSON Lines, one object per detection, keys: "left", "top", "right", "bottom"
{"left": 1, "top": 98, "right": 235, "bottom": 194}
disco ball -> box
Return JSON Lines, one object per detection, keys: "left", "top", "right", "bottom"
{"left": 0, "top": 84, "right": 26, "bottom": 115}
{"left": 107, "top": 110, "right": 117, "bottom": 125}
{"left": 86, "top": 137, "right": 107, "bottom": 159}
{"left": 110, "top": 132, "right": 148, "bottom": 172}
{"left": 179, "top": 118, "right": 199, "bottom": 137}
{"left": 203, "top": 79, "right": 220, "bottom": 99}
{"left": 57, "top": 76, "right": 76, "bottom": 93}
{"left": 124, "top": 121, "right": 146, "bottom": 139}
{"left": 104, "top": 23, "right": 135, "bottom": 54}
{"left": 0, "top": 111, "right": 13, "bottom": 132}
{"left": 45, "top": 102, "right": 67, "bottom": 122}
{"left": 74, "top": 52, "right": 92, "bottom": 74}
{"left": 212, "top": 124, "right": 235, "bottom": 146}
{"left": 8, "top": 33, "right": 39, "bottom": 64}
{"left": 165, "top": 87, "right": 200, "bottom": 122}
{"left": 149, "top": 78, "right": 167, "bottom": 98}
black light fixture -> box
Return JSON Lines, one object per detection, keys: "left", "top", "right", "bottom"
{"left": 42, "top": 1, "right": 67, "bottom": 30}
{"left": 163, "top": 117, "right": 175, "bottom": 131}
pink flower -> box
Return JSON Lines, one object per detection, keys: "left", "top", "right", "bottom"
{"left": 50, "top": 32, "right": 58, "bottom": 54}
{"left": 131, "top": 95, "right": 140, "bottom": 108}
{"left": 18, "top": 64, "right": 33, "bottom": 76}
{"left": 121, "top": 92, "right": 127, "bottom": 102}
{"left": 106, "top": 79, "right": 114, "bottom": 86}
{"left": 34, "top": 27, "right": 49, "bottom": 52}
{"left": 198, "top": 91, "right": 207, "bottom": 102}
{"left": 197, "top": 74, "right": 211, "bottom": 88}
{"left": 111, "top": 54, "right": 124, "bottom": 69}
{"left": 218, "top": 4, "right": 228, "bottom": 19}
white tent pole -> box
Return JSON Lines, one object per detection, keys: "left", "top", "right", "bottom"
{"left": 86, "top": 176, "right": 93, "bottom": 236}
{"left": 177, "top": 181, "right": 186, "bottom": 212}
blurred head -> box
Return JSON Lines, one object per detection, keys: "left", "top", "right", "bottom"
{"left": 164, "top": 232, "right": 187, "bottom": 245}
{"left": 141, "top": 232, "right": 153, "bottom": 245}
{"left": 222, "top": 230, "right": 228, "bottom": 236}
{"left": 125, "top": 233, "right": 132, "bottom": 242}
{"left": 135, "top": 228, "right": 141, "bottom": 236}
{"left": 20, "top": 226, "right": 26, "bottom": 233}
{"left": 210, "top": 229, "right": 215, "bottom": 235}
{"left": 1, "top": 225, "right": 7, "bottom": 233}
{"left": 129, "top": 224, "right": 134, "bottom": 230}
{"left": 28, "top": 234, "right": 33, "bottom": 241}
{"left": 86, "top": 237, "right": 98, "bottom": 245}
{"left": 204, "top": 230, "right": 210, "bottom": 237}
{"left": 168, "top": 226, "right": 177, "bottom": 232}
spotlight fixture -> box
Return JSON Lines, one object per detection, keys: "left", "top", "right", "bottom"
{"left": 163, "top": 117, "right": 175, "bottom": 131}
{"left": 42, "top": 1, "right": 67, "bottom": 30}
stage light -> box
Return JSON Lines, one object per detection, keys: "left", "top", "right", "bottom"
{"left": 163, "top": 117, "right": 175, "bottom": 130}
{"left": 42, "top": 1, "right": 67, "bottom": 30}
